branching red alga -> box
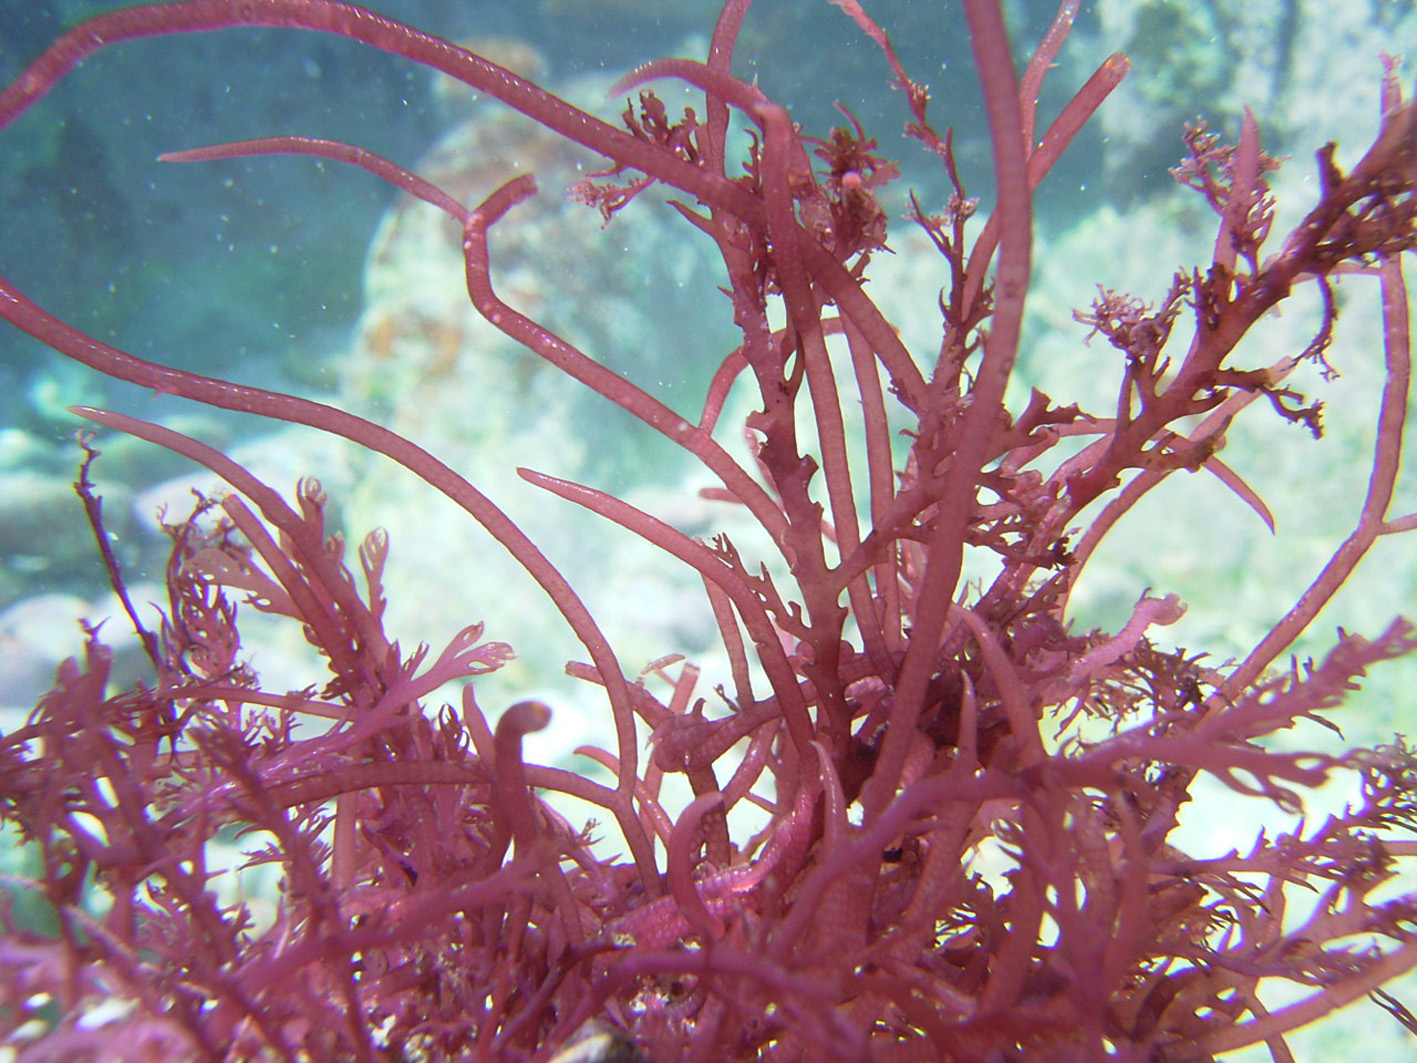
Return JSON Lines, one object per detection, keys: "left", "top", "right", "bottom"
{"left": 0, "top": 2, "right": 1415, "bottom": 1061}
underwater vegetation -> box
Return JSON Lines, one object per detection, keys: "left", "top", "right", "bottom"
{"left": 0, "top": 1, "right": 1416, "bottom": 1060}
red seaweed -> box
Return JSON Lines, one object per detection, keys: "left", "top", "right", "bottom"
{"left": 1, "top": 3, "right": 1415, "bottom": 1061}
